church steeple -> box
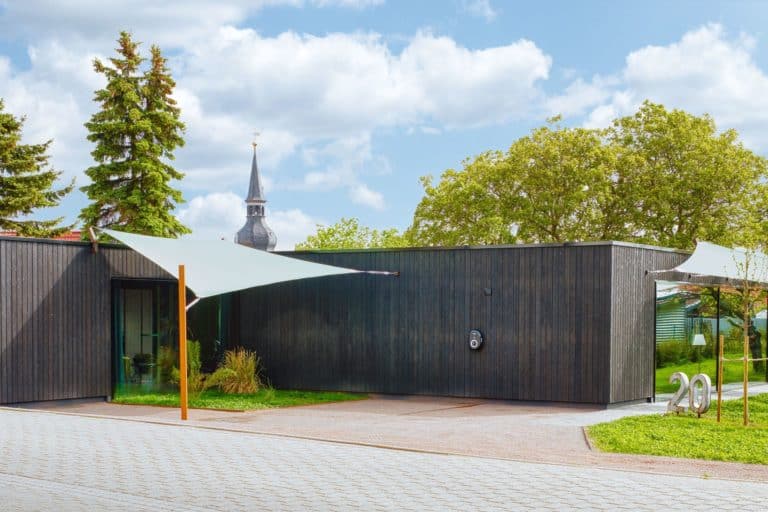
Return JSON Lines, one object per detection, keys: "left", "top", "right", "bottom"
{"left": 235, "top": 141, "right": 277, "bottom": 250}
{"left": 245, "top": 141, "right": 266, "bottom": 216}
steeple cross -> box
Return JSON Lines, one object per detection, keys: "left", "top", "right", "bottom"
{"left": 252, "top": 131, "right": 261, "bottom": 148}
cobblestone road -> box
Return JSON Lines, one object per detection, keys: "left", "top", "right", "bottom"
{"left": 1, "top": 408, "right": 766, "bottom": 511}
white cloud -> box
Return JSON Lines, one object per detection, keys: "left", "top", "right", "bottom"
{"left": 545, "top": 76, "right": 615, "bottom": 117}
{"left": 310, "top": 0, "right": 384, "bottom": 8}
{"left": 567, "top": 24, "right": 768, "bottom": 148}
{"left": 178, "top": 192, "right": 246, "bottom": 240}
{"left": 462, "top": 0, "right": 498, "bottom": 22}
{"left": 0, "top": 1, "right": 382, "bottom": 49}
{"left": 349, "top": 183, "right": 385, "bottom": 210}
{"left": 0, "top": 40, "right": 99, "bottom": 187}
{"left": 300, "top": 134, "right": 375, "bottom": 187}
{"left": 295, "top": 135, "right": 389, "bottom": 209}
{"left": 182, "top": 28, "right": 550, "bottom": 136}
{"left": 174, "top": 86, "right": 298, "bottom": 190}
{"left": 0, "top": 0, "right": 551, "bottom": 228}
{"left": 0, "top": 2, "right": 551, "bottom": 226}
{"left": 269, "top": 208, "right": 326, "bottom": 250}
{"left": 177, "top": 192, "right": 321, "bottom": 249}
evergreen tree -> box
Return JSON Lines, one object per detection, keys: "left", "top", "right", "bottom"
{"left": 0, "top": 99, "right": 73, "bottom": 237}
{"left": 79, "top": 31, "right": 189, "bottom": 237}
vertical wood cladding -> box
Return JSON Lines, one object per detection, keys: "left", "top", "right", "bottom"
{"left": 0, "top": 238, "right": 169, "bottom": 404}
{"left": 236, "top": 244, "right": 621, "bottom": 403}
{"left": 609, "top": 245, "right": 689, "bottom": 403}
{"left": 1, "top": 237, "right": 686, "bottom": 405}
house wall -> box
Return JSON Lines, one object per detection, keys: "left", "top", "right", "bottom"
{"left": 655, "top": 299, "right": 687, "bottom": 342}
{"left": 0, "top": 237, "right": 169, "bottom": 404}
{"left": 234, "top": 244, "right": 622, "bottom": 403}
{"left": 0, "top": 237, "right": 685, "bottom": 406}
{"left": 609, "top": 245, "right": 689, "bottom": 403}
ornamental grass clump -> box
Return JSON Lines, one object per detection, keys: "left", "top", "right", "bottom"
{"left": 207, "top": 348, "right": 263, "bottom": 394}
{"left": 171, "top": 340, "right": 205, "bottom": 396}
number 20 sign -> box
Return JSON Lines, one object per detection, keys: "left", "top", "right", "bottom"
{"left": 666, "top": 372, "right": 712, "bottom": 416}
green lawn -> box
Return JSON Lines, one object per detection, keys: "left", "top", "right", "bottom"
{"left": 656, "top": 357, "right": 767, "bottom": 394}
{"left": 587, "top": 393, "right": 768, "bottom": 464}
{"left": 112, "top": 388, "right": 367, "bottom": 411}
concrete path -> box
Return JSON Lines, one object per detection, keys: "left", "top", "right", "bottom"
{"left": 22, "top": 392, "right": 768, "bottom": 482}
{"left": 1, "top": 408, "right": 767, "bottom": 511}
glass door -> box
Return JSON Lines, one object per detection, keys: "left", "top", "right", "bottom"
{"left": 113, "top": 280, "right": 177, "bottom": 393}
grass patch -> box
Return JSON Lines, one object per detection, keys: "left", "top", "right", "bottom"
{"left": 655, "top": 357, "right": 767, "bottom": 394}
{"left": 587, "top": 393, "right": 768, "bottom": 464}
{"left": 112, "top": 388, "right": 367, "bottom": 411}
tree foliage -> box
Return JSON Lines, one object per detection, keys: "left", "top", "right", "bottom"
{"left": 296, "top": 217, "right": 408, "bottom": 250}
{"left": 79, "top": 31, "right": 189, "bottom": 237}
{"left": 608, "top": 102, "right": 766, "bottom": 249}
{"left": 408, "top": 103, "right": 768, "bottom": 250}
{"left": 0, "top": 99, "right": 73, "bottom": 237}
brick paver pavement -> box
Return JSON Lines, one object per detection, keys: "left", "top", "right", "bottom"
{"left": 1, "top": 408, "right": 766, "bottom": 511}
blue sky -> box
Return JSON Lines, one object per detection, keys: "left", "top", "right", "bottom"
{"left": 2, "top": 0, "right": 768, "bottom": 247}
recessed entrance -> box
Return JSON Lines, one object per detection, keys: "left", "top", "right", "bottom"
{"left": 112, "top": 280, "right": 177, "bottom": 393}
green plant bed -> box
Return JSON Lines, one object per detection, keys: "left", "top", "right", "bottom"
{"left": 112, "top": 388, "right": 367, "bottom": 410}
{"left": 587, "top": 393, "right": 768, "bottom": 464}
{"left": 655, "top": 356, "right": 767, "bottom": 394}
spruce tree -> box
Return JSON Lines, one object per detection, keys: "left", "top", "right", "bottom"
{"left": 0, "top": 99, "right": 74, "bottom": 237}
{"left": 79, "top": 31, "right": 189, "bottom": 237}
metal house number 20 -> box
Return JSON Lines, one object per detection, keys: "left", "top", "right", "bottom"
{"left": 666, "top": 372, "right": 712, "bottom": 415}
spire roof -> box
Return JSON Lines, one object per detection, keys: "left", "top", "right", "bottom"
{"left": 236, "top": 141, "right": 277, "bottom": 251}
{"left": 246, "top": 142, "right": 265, "bottom": 203}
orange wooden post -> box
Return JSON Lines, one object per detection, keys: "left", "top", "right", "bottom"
{"left": 178, "top": 264, "right": 188, "bottom": 421}
{"left": 717, "top": 335, "right": 724, "bottom": 423}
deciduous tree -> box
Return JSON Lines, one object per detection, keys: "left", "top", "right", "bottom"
{"left": 297, "top": 217, "right": 407, "bottom": 250}
{"left": 409, "top": 103, "right": 768, "bottom": 250}
{"left": 607, "top": 101, "right": 767, "bottom": 250}
{"left": 409, "top": 118, "right": 620, "bottom": 245}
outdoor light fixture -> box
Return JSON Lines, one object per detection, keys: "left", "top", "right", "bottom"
{"left": 693, "top": 334, "right": 706, "bottom": 374}
{"left": 469, "top": 329, "right": 484, "bottom": 350}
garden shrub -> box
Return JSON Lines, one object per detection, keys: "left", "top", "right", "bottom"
{"left": 725, "top": 327, "right": 747, "bottom": 353}
{"left": 156, "top": 346, "right": 176, "bottom": 385}
{"left": 171, "top": 340, "right": 206, "bottom": 395}
{"left": 206, "top": 348, "right": 263, "bottom": 394}
{"left": 656, "top": 340, "right": 689, "bottom": 367}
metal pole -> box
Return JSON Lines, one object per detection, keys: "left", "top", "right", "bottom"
{"left": 652, "top": 281, "right": 657, "bottom": 402}
{"left": 717, "top": 334, "right": 723, "bottom": 423}
{"left": 716, "top": 287, "right": 721, "bottom": 389}
{"left": 178, "top": 264, "right": 188, "bottom": 421}
{"left": 744, "top": 333, "right": 749, "bottom": 426}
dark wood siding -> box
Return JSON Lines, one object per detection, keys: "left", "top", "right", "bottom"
{"left": 0, "top": 238, "right": 169, "bottom": 404}
{"left": 1, "top": 237, "right": 688, "bottom": 405}
{"left": 236, "top": 244, "right": 617, "bottom": 403}
{"left": 609, "top": 245, "right": 689, "bottom": 403}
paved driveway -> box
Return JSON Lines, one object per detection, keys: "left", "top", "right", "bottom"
{"left": 27, "top": 394, "right": 768, "bottom": 482}
{"left": 1, "top": 408, "right": 767, "bottom": 511}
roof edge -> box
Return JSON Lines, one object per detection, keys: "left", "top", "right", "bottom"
{"left": 283, "top": 240, "right": 691, "bottom": 255}
{"left": 0, "top": 235, "right": 691, "bottom": 256}
{"left": 0, "top": 235, "right": 126, "bottom": 249}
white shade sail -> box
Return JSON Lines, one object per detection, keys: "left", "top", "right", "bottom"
{"left": 101, "top": 229, "right": 372, "bottom": 298}
{"left": 664, "top": 241, "right": 768, "bottom": 285}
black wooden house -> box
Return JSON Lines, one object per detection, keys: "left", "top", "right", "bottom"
{"left": 0, "top": 236, "right": 687, "bottom": 406}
